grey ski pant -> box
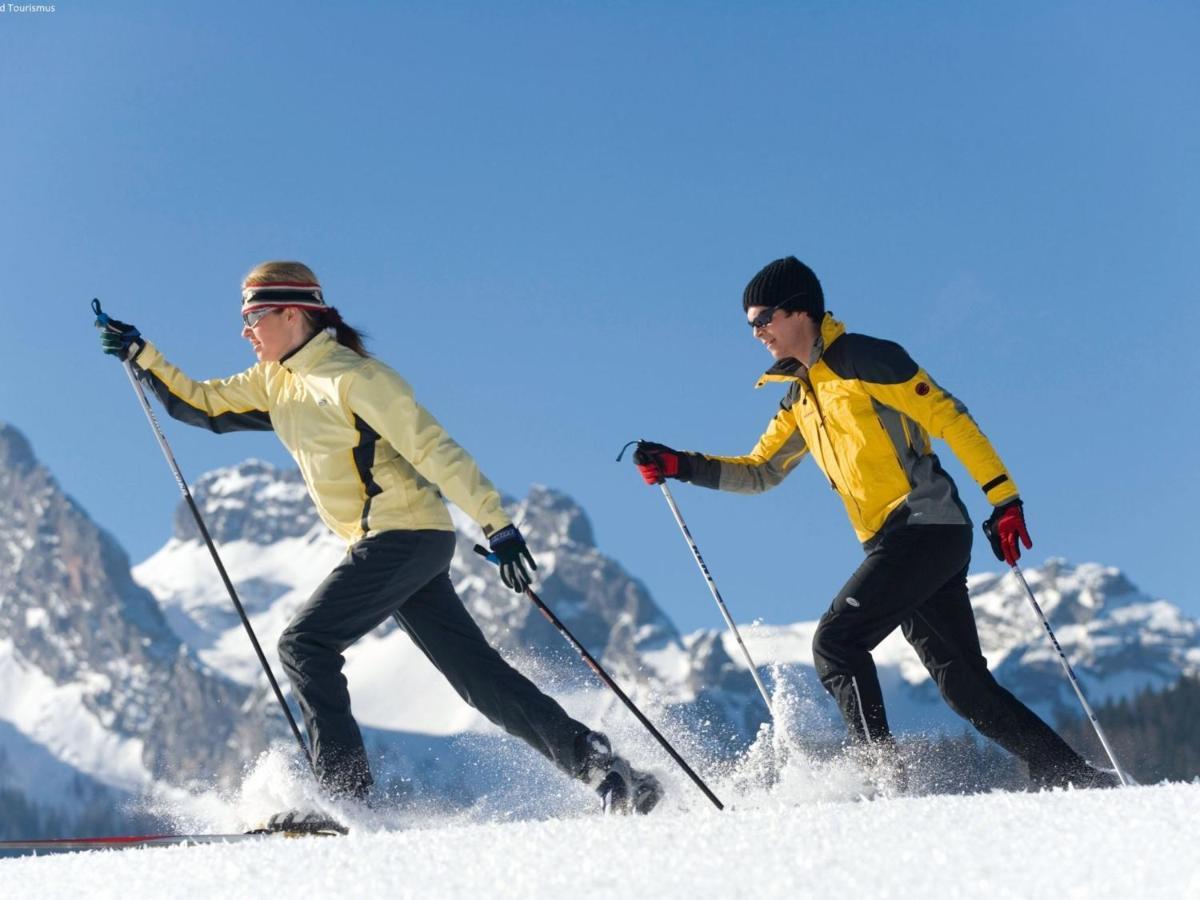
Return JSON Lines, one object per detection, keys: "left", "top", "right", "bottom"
{"left": 811, "top": 524, "right": 1086, "bottom": 778}
{"left": 277, "top": 529, "right": 592, "bottom": 798}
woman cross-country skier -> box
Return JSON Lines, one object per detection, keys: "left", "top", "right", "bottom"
{"left": 98, "top": 260, "right": 661, "bottom": 815}
{"left": 631, "top": 255, "right": 1120, "bottom": 792}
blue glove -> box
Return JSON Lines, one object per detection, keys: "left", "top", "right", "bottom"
{"left": 96, "top": 314, "right": 144, "bottom": 362}
{"left": 488, "top": 525, "right": 537, "bottom": 593}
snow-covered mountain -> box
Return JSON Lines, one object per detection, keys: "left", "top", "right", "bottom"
{"left": 2, "top": 434, "right": 1197, "bottom": 835}
{"left": 0, "top": 424, "right": 281, "bottom": 834}
{"left": 134, "top": 459, "right": 1200, "bottom": 749}
{"left": 133, "top": 460, "right": 694, "bottom": 728}
{"left": 736, "top": 562, "right": 1200, "bottom": 737}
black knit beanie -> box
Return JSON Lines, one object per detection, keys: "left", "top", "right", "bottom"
{"left": 742, "top": 256, "right": 824, "bottom": 322}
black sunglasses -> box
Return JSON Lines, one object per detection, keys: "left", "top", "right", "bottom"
{"left": 748, "top": 303, "right": 785, "bottom": 330}
{"left": 747, "top": 291, "right": 807, "bottom": 330}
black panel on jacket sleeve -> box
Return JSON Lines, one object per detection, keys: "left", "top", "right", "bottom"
{"left": 681, "top": 453, "right": 722, "bottom": 489}
{"left": 139, "top": 368, "right": 274, "bottom": 433}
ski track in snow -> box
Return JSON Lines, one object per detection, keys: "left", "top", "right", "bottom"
{"left": 1, "top": 782, "right": 1196, "bottom": 899}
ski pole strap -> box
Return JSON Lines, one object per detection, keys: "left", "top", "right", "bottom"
{"left": 92, "top": 297, "right": 110, "bottom": 328}
{"left": 614, "top": 440, "right": 639, "bottom": 462}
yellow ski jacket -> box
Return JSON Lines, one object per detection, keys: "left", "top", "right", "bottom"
{"left": 684, "top": 314, "right": 1019, "bottom": 545}
{"left": 131, "top": 332, "right": 511, "bottom": 544}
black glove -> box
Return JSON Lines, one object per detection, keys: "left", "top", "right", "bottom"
{"left": 631, "top": 441, "right": 693, "bottom": 485}
{"left": 97, "top": 316, "right": 144, "bottom": 362}
{"left": 488, "top": 524, "right": 537, "bottom": 593}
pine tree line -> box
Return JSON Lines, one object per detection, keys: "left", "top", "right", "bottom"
{"left": 0, "top": 747, "right": 164, "bottom": 841}
{"left": 0, "top": 783, "right": 161, "bottom": 842}
{"left": 891, "top": 676, "right": 1200, "bottom": 792}
{"left": 1056, "top": 675, "right": 1200, "bottom": 784}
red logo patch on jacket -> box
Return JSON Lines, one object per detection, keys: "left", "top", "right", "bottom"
{"left": 915, "top": 382, "right": 931, "bottom": 396}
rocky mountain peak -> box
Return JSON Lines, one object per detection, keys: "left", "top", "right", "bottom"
{"left": 175, "top": 459, "right": 317, "bottom": 545}
{"left": 157, "top": 460, "right": 683, "bottom": 687}
{"left": 971, "top": 558, "right": 1154, "bottom": 630}
{"left": 516, "top": 485, "right": 597, "bottom": 548}
{"left": 0, "top": 424, "right": 272, "bottom": 786}
{"left": 0, "top": 420, "right": 37, "bottom": 474}
{"left": 455, "top": 482, "right": 681, "bottom": 675}
{"left": 961, "top": 558, "right": 1200, "bottom": 722}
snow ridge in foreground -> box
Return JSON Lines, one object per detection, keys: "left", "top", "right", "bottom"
{"left": 5, "top": 679, "right": 1198, "bottom": 899}
{"left": 5, "top": 780, "right": 1197, "bottom": 899}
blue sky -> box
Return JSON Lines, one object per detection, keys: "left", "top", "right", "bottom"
{"left": 2, "top": 1, "right": 1197, "bottom": 634}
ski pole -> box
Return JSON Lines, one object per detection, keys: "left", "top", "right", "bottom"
{"left": 1008, "top": 562, "right": 1130, "bottom": 786}
{"left": 657, "top": 482, "right": 774, "bottom": 716}
{"left": 92, "top": 299, "right": 313, "bottom": 768}
{"left": 616, "top": 440, "right": 774, "bottom": 716}
{"left": 473, "top": 545, "right": 724, "bottom": 811}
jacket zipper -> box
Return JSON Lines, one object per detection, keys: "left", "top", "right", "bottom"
{"left": 798, "top": 380, "right": 837, "bottom": 491}
{"left": 801, "top": 377, "right": 866, "bottom": 521}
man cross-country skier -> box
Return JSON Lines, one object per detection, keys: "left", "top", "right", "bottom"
{"left": 98, "top": 260, "right": 662, "bottom": 816}
{"left": 631, "top": 255, "right": 1119, "bottom": 791}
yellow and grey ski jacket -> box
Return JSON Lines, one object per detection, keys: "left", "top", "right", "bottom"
{"left": 683, "top": 314, "right": 1019, "bottom": 546}
{"left": 130, "top": 332, "right": 511, "bottom": 544}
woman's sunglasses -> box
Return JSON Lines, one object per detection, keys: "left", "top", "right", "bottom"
{"left": 242, "top": 306, "right": 285, "bottom": 328}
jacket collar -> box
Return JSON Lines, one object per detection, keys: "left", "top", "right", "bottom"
{"left": 755, "top": 313, "right": 845, "bottom": 387}
{"left": 280, "top": 330, "right": 337, "bottom": 375}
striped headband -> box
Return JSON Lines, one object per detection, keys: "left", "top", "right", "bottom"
{"left": 241, "top": 281, "right": 327, "bottom": 310}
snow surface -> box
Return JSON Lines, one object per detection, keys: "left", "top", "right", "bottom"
{"left": 2, "top": 780, "right": 1196, "bottom": 899}
{"left": 6, "top": 678, "right": 1196, "bottom": 898}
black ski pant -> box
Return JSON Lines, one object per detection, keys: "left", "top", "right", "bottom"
{"left": 278, "top": 529, "right": 593, "bottom": 799}
{"left": 810, "top": 524, "right": 1086, "bottom": 779}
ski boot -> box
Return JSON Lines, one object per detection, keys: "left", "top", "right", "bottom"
{"left": 579, "top": 732, "right": 664, "bottom": 815}
{"left": 255, "top": 810, "right": 349, "bottom": 836}
{"left": 846, "top": 738, "right": 908, "bottom": 800}
{"left": 1031, "top": 761, "right": 1128, "bottom": 791}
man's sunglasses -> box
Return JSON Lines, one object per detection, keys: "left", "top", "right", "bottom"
{"left": 747, "top": 292, "right": 807, "bottom": 330}
{"left": 748, "top": 303, "right": 785, "bottom": 330}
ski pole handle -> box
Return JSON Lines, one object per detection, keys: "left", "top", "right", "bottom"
{"left": 92, "top": 297, "right": 112, "bottom": 329}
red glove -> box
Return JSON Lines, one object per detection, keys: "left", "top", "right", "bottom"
{"left": 983, "top": 500, "right": 1032, "bottom": 565}
{"left": 631, "top": 441, "right": 687, "bottom": 485}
